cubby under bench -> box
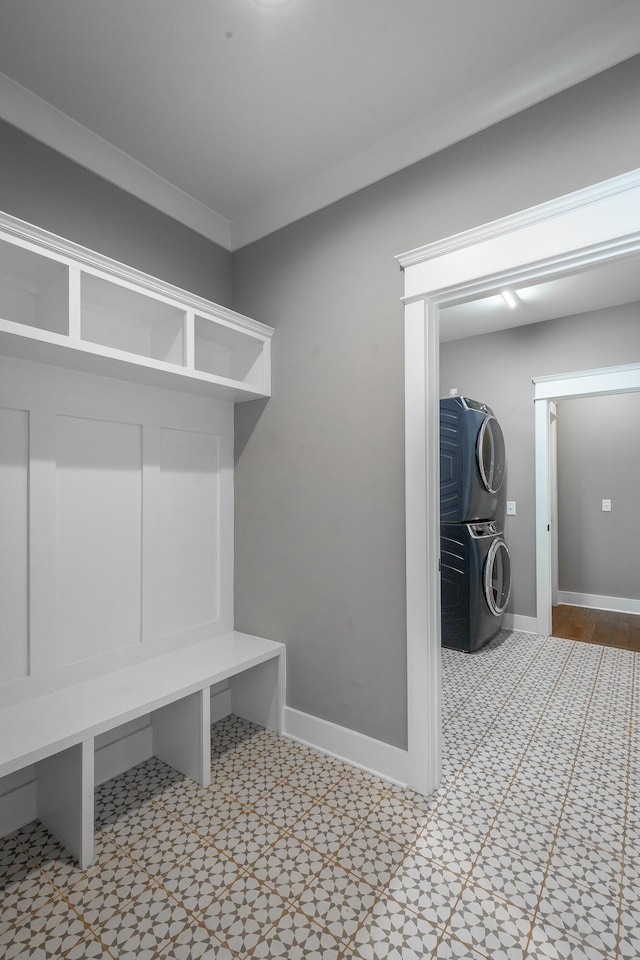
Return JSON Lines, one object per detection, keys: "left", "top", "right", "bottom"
{"left": 0, "top": 632, "right": 285, "bottom": 869}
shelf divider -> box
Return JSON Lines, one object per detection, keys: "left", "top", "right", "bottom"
{"left": 68, "top": 266, "right": 81, "bottom": 339}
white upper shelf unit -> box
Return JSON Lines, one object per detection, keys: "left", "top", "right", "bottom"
{"left": 0, "top": 211, "right": 272, "bottom": 401}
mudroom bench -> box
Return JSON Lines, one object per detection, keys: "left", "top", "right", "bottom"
{"left": 0, "top": 632, "right": 285, "bottom": 868}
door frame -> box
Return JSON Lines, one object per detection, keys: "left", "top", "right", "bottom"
{"left": 533, "top": 363, "right": 640, "bottom": 637}
{"left": 396, "top": 168, "right": 640, "bottom": 795}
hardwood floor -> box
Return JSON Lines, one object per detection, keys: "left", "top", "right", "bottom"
{"left": 552, "top": 603, "right": 640, "bottom": 652}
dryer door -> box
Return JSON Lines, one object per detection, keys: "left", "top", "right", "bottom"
{"left": 484, "top": 538, "right": 511, "bottom": 616}
{"left": 477, "top": 416, "right": 505, "bottom": 493}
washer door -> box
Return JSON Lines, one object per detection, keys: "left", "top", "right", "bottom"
{"left": 484, "top": 538, "right": 511, "bottom": 616}
{"left": 476, "top": 416, "right": 505, "bottom": 493}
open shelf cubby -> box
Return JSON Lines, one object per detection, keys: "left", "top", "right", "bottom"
{"left": 194, "top": 314, "right": 267, "bottom": 390}
{"left": 0, "top": 212, "right": 273, "bottom": 400}
{"left": 0, "top": 239, "right": 69, "bottom": 336}
{"left": 81, "top": 273, "right": 186, "bottom": 366}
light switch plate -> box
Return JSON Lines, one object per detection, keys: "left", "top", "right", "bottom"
{"left": 506, "top": 501, "right": 516, "bottom": 516}
{"left": 602, "top": 499, "right": 612, "bottom": 512}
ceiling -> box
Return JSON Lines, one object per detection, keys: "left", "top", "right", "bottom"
{"left": 440, "top": 252, "right": 640, "bottom": 342}
{"left": 1, "top": 0, "right": 639, "bottom": 250}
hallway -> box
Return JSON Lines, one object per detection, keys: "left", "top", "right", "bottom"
{"left": 552, "top": 605, "right": 640, "bottom": 653}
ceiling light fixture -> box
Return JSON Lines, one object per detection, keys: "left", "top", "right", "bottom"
{"left": 253, "top": 0, "right": 294, "bottom": 7}
{"left": 501, "top": 289, "right": 519, "bottom": 309}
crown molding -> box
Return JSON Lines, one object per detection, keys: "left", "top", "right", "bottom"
{"left": 229, "top": 2, "right": 640, "bottom": 249}
{"left": 0, "top": 73, "right": 232, "bottom": 250}
{"left": 1, "top": 2, "right": 639, "bottom": 252}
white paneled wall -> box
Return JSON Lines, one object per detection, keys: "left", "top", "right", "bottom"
{"left": 0, "top": 354, "right": 234, "bottom": 708}
{"left": 0, "top": 406, "right": 29, "bottom": 683}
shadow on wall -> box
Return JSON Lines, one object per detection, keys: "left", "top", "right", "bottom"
{"left": 234, "top": 398, "right": 269, "bottom": 465}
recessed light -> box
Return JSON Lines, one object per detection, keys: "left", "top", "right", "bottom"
{"left": 501, "top": 289, "right": 519, "bottom": 309}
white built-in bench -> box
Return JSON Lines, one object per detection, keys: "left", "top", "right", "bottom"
{"left": 0, "top": 632, "right": 285, "bottom": 869}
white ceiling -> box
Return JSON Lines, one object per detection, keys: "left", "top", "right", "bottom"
{"left": 1, "top": 0, "right": 639, "bottom": 250}
{"left": 440, "top": 252, "right": 640, "bottom": 342}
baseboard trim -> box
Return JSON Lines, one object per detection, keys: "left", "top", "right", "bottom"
{"left": 557, "top": 591, "right": 640, "bottom": 615}
{"left": 283, "top": 707, "right": 408, "bottom": 786}
{"left": 503, "top": 613, "right": 538, "bottom": 634}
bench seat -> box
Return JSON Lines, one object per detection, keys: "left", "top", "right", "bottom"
{"left": 0, "top": 631, "right": 285, "bottom": 867}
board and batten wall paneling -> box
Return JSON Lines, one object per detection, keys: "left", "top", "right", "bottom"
{"left": 0, "top": 353, "right": 233, "bottom": 706}
{"left": 0, "top": 406, "right": 29, "bottom": 682}
{"left": 55, "top": 415, "right": 143, "bottom": 664}
{"left": 160, "top": 428, "right": 222, "bottom": 640}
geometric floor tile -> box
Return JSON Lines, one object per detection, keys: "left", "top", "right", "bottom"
{"left": 526, "top": 919, "right": 617, "bottom": 959}
{"left": 470, "top": 843, "right": 546, "bottom": 912}
{"left": 0, "top": 898, "right": 88, "bottom": 960}
{"left": 251, "top": 834, "right": 329, "bottom": 902}
{"left": 446, "top": 884, "right": 534, "bottom": 960}
{"left": 2, "top": 630, "right": 638, "bottom": 960}
{"left": 486, "top": 810, "right": 556, "bottom": 865}
{"left": 548, "top": 837, "right": 622, "bottom": 901}
{"left": 155, "top": 922, "right": 236, "bottom": 960}
{"left": 95, "top": 883, "right": 191, "bottom": 959}
{"left": 346, "top": 896, "right": 441, "bottom": 960}
{"left": 297, "top": 862, "right": 379, "bottom": 944}
{"left": 386, "top": 853, "right": 464, "bottom": 926}
{"left": 618, "top": 903, "right": 640, "bottom": 960}
{"left": 332, "top": 826, "right": 407, "bottom": 889}
{"left": 160, "top": 844, "right": 244, "bottom": 914}
{"left": 414, "top": 817, "right": 485, "bottom": 875}
{"left": 536, "top": 872, "right": 619, "bottom": 957}
{"left": 249, "top": 907, "right": 344, "bottom": 959}
{"left": 199, "top": 873, "right": 289, "bottom": 955}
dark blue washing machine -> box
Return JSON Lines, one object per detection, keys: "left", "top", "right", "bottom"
{"left": 440, "top": 520, "right": 511, "bottom": 652}
{"left": 440, "top": 396, "right": 506, "bottom": 523}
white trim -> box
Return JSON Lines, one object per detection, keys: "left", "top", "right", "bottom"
{"left": 0, "top": 210, "right": 272, "bottom": 340}
{"left": 534, "top": 363, "right": 640, "bottom": 639}
{"left": 556, "top": 592, "right": 640, "bottom": 616}
{"left": 404, "top": 299, "right": 441, "bottom": 796}
{"left": 229, "top": 5, "right": 640, "bottom": 249}
{"left": 3, "top": 2, "right": 640, "bottom": 250}
{"left": 397, "top": 170, "right": 640, "bottom": 271}
{"left": 533, "top": 363, "right": 640, "bottom": 400}
{"left": 398, "top": 167, "right": 640, "bottom": 796}
{"left": 0, "top": 73, "right": 231, "bottom": 250}
{"left": 283, "top": 707, "right": 409, "bottom": 786}
{"left": 502, "top": 613, "right": 538, "bottom": 635}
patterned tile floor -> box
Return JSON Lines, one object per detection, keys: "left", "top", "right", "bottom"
{"left": 1, "top": 629, "right": 638, "bottom": 959}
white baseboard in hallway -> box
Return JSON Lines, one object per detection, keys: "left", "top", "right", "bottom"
{"left": 557, "top": 591, "right": 640, "bottom": 616}
{"left": 283, "top": 706, "right": 409, "bottom": 786}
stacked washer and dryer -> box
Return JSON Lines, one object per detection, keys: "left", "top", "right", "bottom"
{"left": 440, "top": 396, "right": 512, "bottom": 652}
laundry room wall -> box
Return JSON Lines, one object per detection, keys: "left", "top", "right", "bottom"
{"left": 232, "top": 56, "right": 640, "bottom": 751}
{"left": 0, "top": 119, "right": 232, "bottom": 306}
{"left": 557, "top": 392, "right": 640, "bottom": 609}
{"left": 439, "top": 302, "right": 640, "bottom": 621}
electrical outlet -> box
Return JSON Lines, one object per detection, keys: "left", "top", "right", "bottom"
{"left": 602, "top": 499, "right": 612, "bottom": 512}
{"left": 506, "top": 501, "right": 516, "bottom": 516}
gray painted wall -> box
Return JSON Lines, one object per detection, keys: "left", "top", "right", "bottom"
{"left": 233, "top": 57, "right": 640, "bottom": 751}
{"left": 440, "top": 303, "right": 640, "bottom": 621}
{"left": 0, "top": 119, "right": 232, "bottom": 305}
{"left": 557, "top": 392, "right": 640, "bottom": 602}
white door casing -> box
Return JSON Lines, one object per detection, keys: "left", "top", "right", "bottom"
{"left": 533, "top": 363, "right": 640, "bottom": 638}
{"left": 397, "top": 169, "right": 640, "bottom": 795}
